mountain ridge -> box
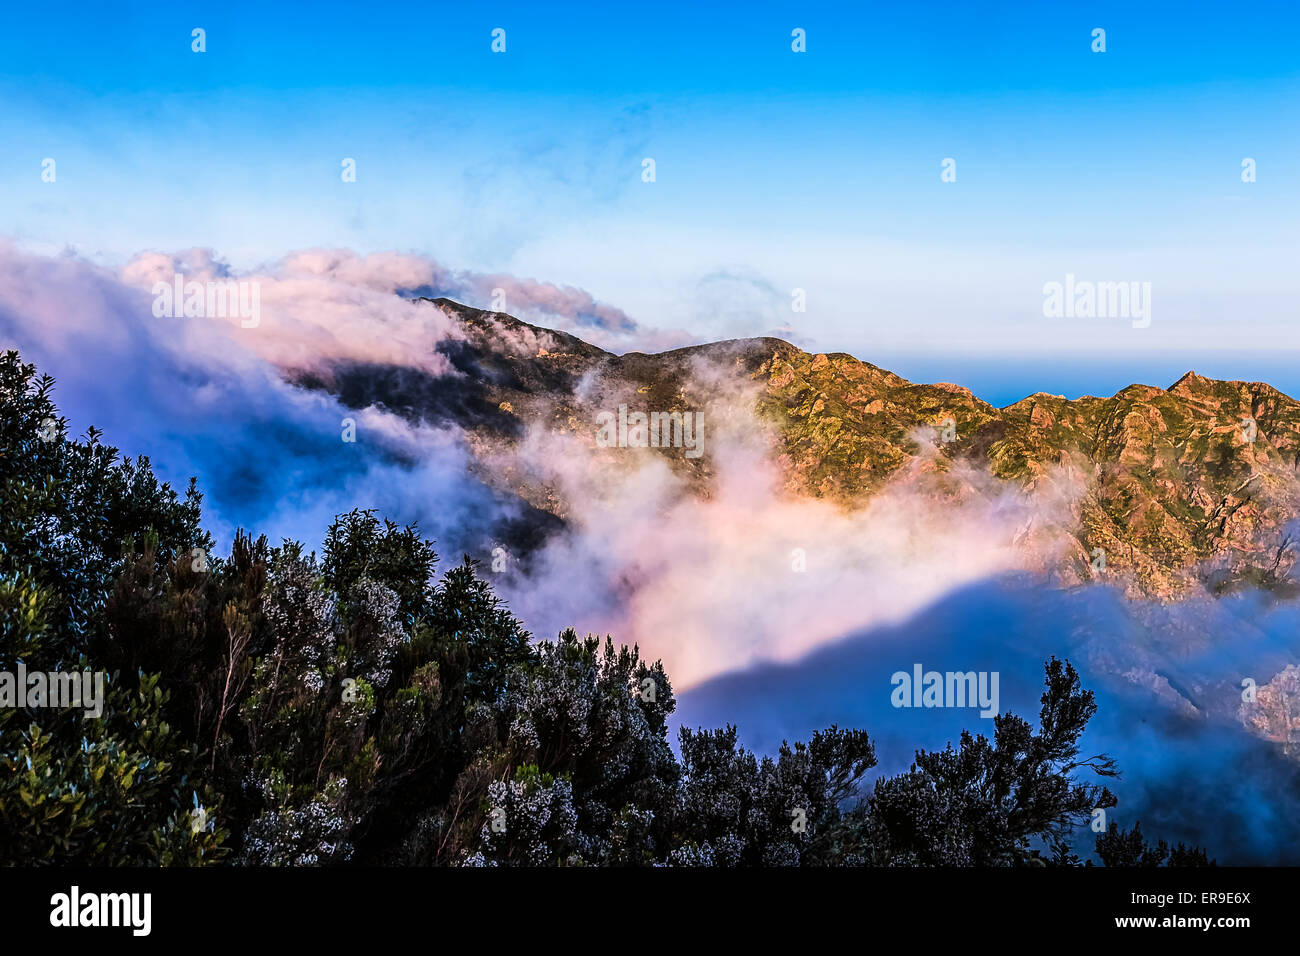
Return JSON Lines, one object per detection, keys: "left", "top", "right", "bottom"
{"left": 306, "top": 297, "right": 1300, "bottom": 601}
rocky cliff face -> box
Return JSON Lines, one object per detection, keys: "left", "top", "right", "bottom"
{"left": 302, "top": 298, "right": 1300, "bottom": 601}
{"left": 753, "top": 349, "right": 1300, "bottom": 600}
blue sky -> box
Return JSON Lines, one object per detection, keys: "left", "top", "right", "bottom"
{"left": 2, "top": 0, "right": 1299, "bottom": 400}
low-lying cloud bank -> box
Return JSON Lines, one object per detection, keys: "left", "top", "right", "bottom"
{"left": 2, "top": 241, "right": 1087, "bottom": 689}
{"left": 0, "top": 243, "right": 507, "bottom": 553}
{"left": 489, "top": 402, "right": 1082, "bottom": 688}
{"left": 2, "top": 241, "right": 1298, "bottom": 862}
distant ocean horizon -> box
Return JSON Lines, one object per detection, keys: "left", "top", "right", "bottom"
{"left": 843, "top": 351, "right": 1300, "bottom": 409}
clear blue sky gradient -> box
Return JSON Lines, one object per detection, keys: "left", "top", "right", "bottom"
{"left": 2, "top": 0, "right": 1299, "bottom": 400}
